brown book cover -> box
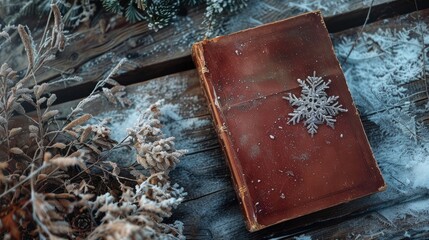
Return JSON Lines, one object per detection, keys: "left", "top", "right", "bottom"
{"left": 192, "top": 11, "right": 386, "bottom": 232}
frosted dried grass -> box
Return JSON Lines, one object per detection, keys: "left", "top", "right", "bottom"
{"left": 88, "top": 173, "right": 186, "bottom": 240}
{"left": 0, "top": 3, "right": 186, "bottom": 239}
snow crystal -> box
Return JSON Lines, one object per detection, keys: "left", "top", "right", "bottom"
{"left": 287, "top": 0, "right": 354, "bottom": 16}
{"left": 284, "top": 71, "right": 348, "bottom": 137}
{"left": 404, "top": 231, "right": 411, "bottom": 238}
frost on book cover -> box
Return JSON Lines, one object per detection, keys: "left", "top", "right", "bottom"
{"left": 192, "top": 11, "right": 386, "bottom": 231}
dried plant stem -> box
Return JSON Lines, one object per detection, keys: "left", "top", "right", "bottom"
{"left": 341, "top": 0, "right": 374, "bottom": 65}
{"left": 37, "top": 0, "right": 54, "bottom": 56}
{"left": 29, "top": 162, "right": 43, "bottom": 237}
{"left": 31, "top": 192, "right": 52, "bottom": 238}
{"left": 93, "top": 165, "right": 137, "bottom": 182}
{"left": 52, "top": 135, "right": 131, "bottom": 193}
{"left": 46, "top": 58, "right": 128, "bottom": 161}
{"left": 68, "top": 58, "right": 127, "bottom": 118}
{"left": 1, "top": 4, "right": 186, "bottom": 237}
{"left": 88, "top": 58, "right": 127, "bottom": 97}
{"left": 1, "top": 88, "right": 11, "bottom": 162}
{"left": 0, "top": 164, "right": 49, "bottom": 199}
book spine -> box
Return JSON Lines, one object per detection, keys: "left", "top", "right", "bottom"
{"left": 191, "top": 42, "right": 262, "bottom": 231}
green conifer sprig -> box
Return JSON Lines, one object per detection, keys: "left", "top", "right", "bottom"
{"left": 101, "top": 0, "right": 248, "bottom": 31}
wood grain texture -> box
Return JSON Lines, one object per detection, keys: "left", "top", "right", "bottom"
{"left": 50, "top": 0, "right": 429, "bottom": 107}
{"left": 3, "top": 0, "right": 428, "bottom": 106}
{"left": 50, "top": 65, "right": 429, "bottom": 239}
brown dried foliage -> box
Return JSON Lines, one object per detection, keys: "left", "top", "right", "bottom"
{"left": 0, "top": 4, "right": 186, "bottom": 240}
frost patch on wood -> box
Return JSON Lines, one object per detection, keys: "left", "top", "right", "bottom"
{"left": 94, "top": 77, "right": 210, "bottom": 165}
{"left": 333, "top": 13, "right": 429, "bottom": 224}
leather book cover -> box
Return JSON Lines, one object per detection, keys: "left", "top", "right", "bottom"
{"left": 192, "top": 11, "right": 386, "bottom": 232}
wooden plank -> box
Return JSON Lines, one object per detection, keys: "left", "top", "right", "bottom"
{"left": 333, "top": 8, "right": 429, "bottom": 113}
{"left": 48, "top": 64, "right": 429, "bottom": 239}
{"left": 2, "top": 0, "right": 429, "bottom": 106}
{"left": 49, "top": 0, "right": 429, "bottom": 106}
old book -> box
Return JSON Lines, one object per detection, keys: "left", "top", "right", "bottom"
{"left": 192, "top": 11, "right": 386, "bottom": 232}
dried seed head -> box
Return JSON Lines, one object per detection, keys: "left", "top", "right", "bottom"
{"left": 44, "top": 152, "right": 52, "bottom": 162}
{"left": 80, "top": 126, "right": 93, "bottom": 143}
{"left": 17, "top": 24, "right": 35, "bottom": 74}
{"left": 9, "top": 147, "right": 24, "bottom": 155}
{"left": 0, "top": 161, "right": 8, "bottom": 169}
{"left": 9, "top": 127, "right": 22, "bottom": 138}
{"left": 49, "top": 156, "right": 82, "bottom": 168}
{"left": 35, "top": 83, "right": 49, "bottom": 99}
{"left": 51, "top": 142, "right": 67, "bottom": 149}
{"left": 42, "top": 109, "right": 59, "bottom": 122}
{"left": 0, "top": 63, "right": 9, "bottom": 77}
{"left": 47, "top": 94, "right": 57, "bottom": 106}
{"left": 51, "top": 4, "right": 65, "bottom": 52}
{"left": 62, "top": 114, "right": 92, "bottom": 131}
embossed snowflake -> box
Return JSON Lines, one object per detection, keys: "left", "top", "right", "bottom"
{"left": 283, "top": 71, "right": 348, "bottom": 137}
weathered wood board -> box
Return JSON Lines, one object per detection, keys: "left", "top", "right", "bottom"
{"left": 52, "top": 48, "right": 429, "bottom": 240}
{"left": 46, "top": 0, "right": 429, "bottom": 100}
{"left": 1, "top": 0, "right": 428, "bottom": 105}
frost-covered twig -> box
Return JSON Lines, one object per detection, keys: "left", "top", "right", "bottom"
{"left": 68, "top": 58, "right": 127, "bottom": 118}
{"left": 341, "top": 0, "right": 374, "bottom": 65}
